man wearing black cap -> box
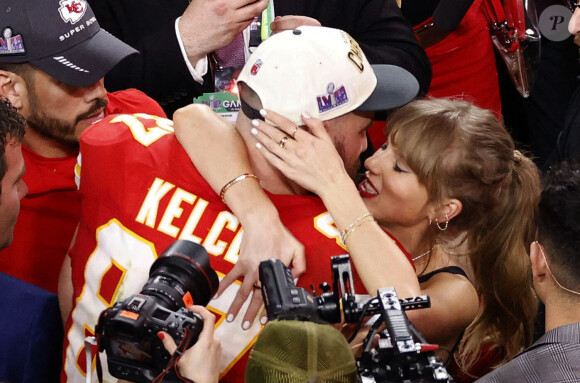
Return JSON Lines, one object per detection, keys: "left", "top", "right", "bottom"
{"left": 0, "top": 0, "right": 166, "bottom": 294}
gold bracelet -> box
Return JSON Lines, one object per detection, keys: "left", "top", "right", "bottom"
{"left": 219, "top": 173, "right": 259, "bottom": 203}
{"left": 340, "top": 213, "right": 374, "bottom": 245}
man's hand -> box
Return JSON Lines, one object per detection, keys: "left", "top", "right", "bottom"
{"left": 179, "top": 0, "right": 269, "bottom": 63}
{"left": 218, "top": 212, "right": 305, "bottom": 329}
{"left": 158, "top": 306, "right": 221, "bottom": 383}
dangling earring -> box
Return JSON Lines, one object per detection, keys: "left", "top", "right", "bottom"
{"left": 435, "top": 214, "right": 449, "bottom": 231}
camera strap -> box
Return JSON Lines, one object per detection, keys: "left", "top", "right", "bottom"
{"left": 152, "top": 328, "right": 197, "bottom": 383}
{"left": 92, "top": 309, "right": 109, "bottom": 383}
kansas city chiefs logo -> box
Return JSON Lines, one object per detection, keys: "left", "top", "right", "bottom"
{"left": 58, "top": 0, "right": 87, "bottom": 24}
{"left": 250, "top": 59, "right": 263, "bottom": 76}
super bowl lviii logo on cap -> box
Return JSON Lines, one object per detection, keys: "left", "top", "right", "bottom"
{"left": 0, "top": 28, "right": 25, "bottom": 56}
{"left": 317, "top": 82, "right": 350, "bottom": 114}
{"left": 59, "top": 0, "right": 88, "bottom": 24}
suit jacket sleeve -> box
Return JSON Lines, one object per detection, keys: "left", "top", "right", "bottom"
{"left": 88, "top": 0, "right": 210, "bottom": 115}
{"left": 274, "top": 0, "right": 432, "bottom": 95}
{"left": 22, "top": 293, "right": 64, "bottom": 383}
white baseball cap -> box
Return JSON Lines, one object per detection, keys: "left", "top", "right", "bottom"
{"left": 237, "top": 26, "right": 419, "bottom": 125}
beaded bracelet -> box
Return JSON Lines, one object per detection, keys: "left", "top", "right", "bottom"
{"left": 219, "top": 173, "right": 259, "bottom": 203}
{"left": 340, "top": 212, "right": 375, "bottom": 245}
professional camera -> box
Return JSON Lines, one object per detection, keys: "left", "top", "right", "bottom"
{"left": 258, "top": 255, "right": 451, "bottom": 383}
{"left": 95, "top": 240, "right": 219, "bottom": 383}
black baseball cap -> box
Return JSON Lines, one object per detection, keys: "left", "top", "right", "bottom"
{"left": 0, "top": 0, "right": 137, "bottom": 87}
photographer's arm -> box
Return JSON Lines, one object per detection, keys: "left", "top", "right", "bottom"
{"left": 158, "top": 306, "right": 220, "bottom": 383}
{"left": 172, "top": 105, "right": 305, "bottom": 326}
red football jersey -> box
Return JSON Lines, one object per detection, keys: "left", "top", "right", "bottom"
{"left": 0, "top": 89, "right": 165, "bottom": 293}
{"left": 63, "top": 113, "right": 412, "bottom": 383}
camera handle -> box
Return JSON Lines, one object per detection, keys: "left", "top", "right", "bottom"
{"left": 84, "top": 336, "right": 98, "bottom": 383}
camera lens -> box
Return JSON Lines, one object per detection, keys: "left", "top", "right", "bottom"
{"left": 141, "top": 240, "right": 219, "bottom": 311}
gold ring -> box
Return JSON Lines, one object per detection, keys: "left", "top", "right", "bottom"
{"left": 279, "top": 136, "right": 289, "bottom": 149}
{"left": 290, "top": 126, "right": 298, "bottom": 139}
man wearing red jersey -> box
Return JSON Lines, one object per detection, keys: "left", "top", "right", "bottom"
{"left": 61, "top": 26, "right": 419, "bottom": 382}
{"left": 0, "top": 0, "right": 165, "bottom": 293}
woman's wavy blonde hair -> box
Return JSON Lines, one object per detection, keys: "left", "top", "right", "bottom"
{"left": 387, "top": 98, "right": 541, "bottom": 372}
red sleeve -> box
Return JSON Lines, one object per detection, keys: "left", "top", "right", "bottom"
{"left": 106, "top": 88, "right": 167, "bottom": 118}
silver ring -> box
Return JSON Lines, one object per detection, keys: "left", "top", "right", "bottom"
{"left": 279, "top": 136, "right": 289, "bottom": 149}
{"left": 253, "top": 283, "right": 262, "bottom": 290}
{"left": 173, "top": 349, "right": 183, "bottom": 357}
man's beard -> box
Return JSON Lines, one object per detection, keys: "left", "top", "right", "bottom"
{"left": 26, "top": 91, "right": 107, "bottom": 148}
{"left": 334, "top": 139, "right": 361, "bottom": 180}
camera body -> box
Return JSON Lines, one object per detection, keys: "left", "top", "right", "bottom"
{"left": 259, "top": 254, "right": 382, "bottom": 324}
{"left": 259, "top": 252, "right": 341, "bottom": 323}
{"left": 258, "top": 255, "right": 450, "bottom": 383}
{"left": 97, "top": 294, "right": 203, "bottom": 382}
{"left": 95, "top": 240, "right": 219, "bottom": 383}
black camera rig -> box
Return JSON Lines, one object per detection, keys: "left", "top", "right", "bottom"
{"left": 259, "top": 255, "right": 451, "bottom": 383}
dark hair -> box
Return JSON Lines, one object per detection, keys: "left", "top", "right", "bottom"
{"left": 0, "top": 97, "right": 26, "bottom": 190}
{"left": 538, "top": 157, "right": 580, "bottom": 293}
{"left": 387, "top": 98, "right": 541, "bottom": 370}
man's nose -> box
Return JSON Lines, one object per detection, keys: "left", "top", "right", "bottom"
{"left": 568, "top": 9, "right": 580, "bottom": 35}
{"left": 83, "top": 78, "right": 106, "bottom": 103}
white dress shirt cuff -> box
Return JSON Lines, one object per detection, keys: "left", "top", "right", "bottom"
{"left": 175, "top": 17, "right": 208, "bottom": 85}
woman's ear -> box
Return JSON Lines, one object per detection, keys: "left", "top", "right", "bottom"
{"left": 430, "top": 199, "right": 462, "bottom": 224}
{"left": 445, "top": 199, "right": 462, "bottom": 221}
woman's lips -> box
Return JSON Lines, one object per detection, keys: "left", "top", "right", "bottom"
{"left": 358, "top": 177, "right": 378, "bottom": 198}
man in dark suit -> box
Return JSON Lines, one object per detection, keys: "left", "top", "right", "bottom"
{"left": 88, "top": 0, "right": 431, "bottom": 115}
{"left": 0, "top": 97, "right": 64, "bottom": 383}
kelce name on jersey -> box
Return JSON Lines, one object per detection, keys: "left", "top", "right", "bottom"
{"left": 135, "top": 177, "right": 243, "bottom": 265}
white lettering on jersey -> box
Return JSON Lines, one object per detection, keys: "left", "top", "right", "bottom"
{"left": 158, "top": 188, "right": 196, "bottom": 237}
{"left": 135, "top": 178, "right": 175, "bottom": 228}
{"left": 203, "top": 211, "right": 240, "bottom": 256}
{"left": 179, "top": 199, "right": 209, "bottom": 244}
{"left": 136, "top": 178, "right": 241, "bottom": 259}
{"left": 110, "top": 114, "right": 173, "bottom": 146}
{"left": 314, "top": 212, "right": 347, "bottom": 250}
